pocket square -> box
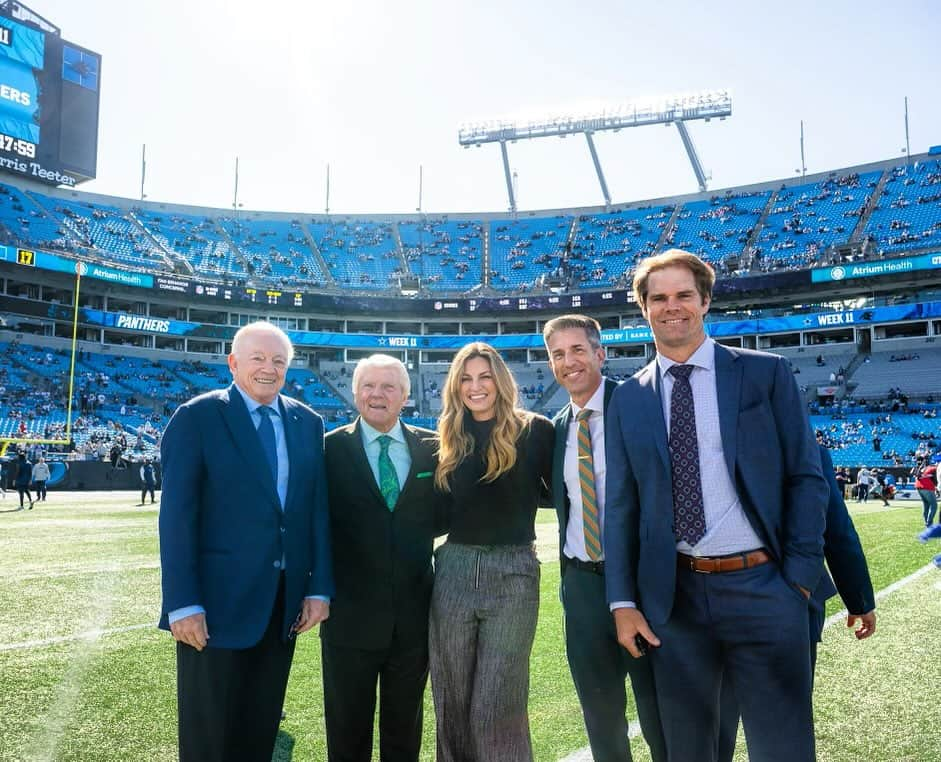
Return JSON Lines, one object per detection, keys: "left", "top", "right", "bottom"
{"left": 416, "top": 471, "right": 433, "bottom": 479}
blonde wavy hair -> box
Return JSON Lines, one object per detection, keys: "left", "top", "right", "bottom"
{"left": 435, "top": 342, "right": 531, "bottom": 492}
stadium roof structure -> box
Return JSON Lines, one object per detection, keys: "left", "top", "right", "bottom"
{"left": 458, "top": 89, "right": 732, "bottom": 212}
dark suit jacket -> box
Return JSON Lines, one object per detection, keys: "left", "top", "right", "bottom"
{"left": 604, "top": 343, "right": 827, "bottom": 625}
{"left": 158, "top": 384, "right": 334, "bottom": 648}
{"left": 551, "top": 378, "right": 618, "bottom": 572}
{"left": 321, "top": 419, "right": 447, "bottom": 651}
{"left": 810, "top": 445, "right": 875, "bottom": 637}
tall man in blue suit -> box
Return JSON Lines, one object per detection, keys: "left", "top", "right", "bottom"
{"left": 604, "top": 249, "right": 827, "bottom": 762}
{"left": 159, "top": 321, "right": 334, "bottom": 761}
{"left": 544, "top": 314, "right": 666, "bottom": 762}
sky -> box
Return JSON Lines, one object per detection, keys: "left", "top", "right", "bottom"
{"left": 30, "top": 0, "right": 941, "bottom": 215}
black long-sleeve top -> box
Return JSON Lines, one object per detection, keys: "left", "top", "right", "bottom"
{"left": 445, "top": 414, "right": 554, "bottom": 546}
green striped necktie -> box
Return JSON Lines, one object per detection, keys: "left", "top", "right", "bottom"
{"left": 577, "top": 409, "right": 602, "bottom": 560}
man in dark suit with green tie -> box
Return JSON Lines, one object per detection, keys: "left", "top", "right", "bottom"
{"left": 321, "top": 354, "right": 447, "bottom": 762}
{"left": 544, "top": 315, "right": 666, "bottom": 762}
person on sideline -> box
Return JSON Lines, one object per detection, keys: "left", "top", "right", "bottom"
{"left": 13, "top": 452, "right": 33, "bottom": 510}
{"left": 158, "top": 321, "right": 333, "bottom": 761}
{"left": 31, "top": 455, "right": 50, "bottom": 502}
{"left": 604, "top": 249, "right": 827, "bottom": 762}
{"left": 543, "top": 314, "right": 666, "bottom": 762}
{"left": 915, "top": 458, "right": 938, "bottom": 527}
{"left": 139, "top": 458, "right": 157, "bottom": 505}
{"left": 321, "top": 354, "right": 447, "bottom": 762}
{"left": 430, "top": 342, "right": 553, "bottom": 762}
{"left": 716, "top": 444, "right": 876, "bottom": 760}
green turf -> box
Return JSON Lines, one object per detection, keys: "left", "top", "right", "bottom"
{"left": 1, "top": 494, "right": 939, "bottom": 760}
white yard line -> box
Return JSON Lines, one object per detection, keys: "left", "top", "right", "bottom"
{"left": 822, "top": 562, "right": 935, "bottom": 630}
{"left": 0, "top": 622, "right": 153, "bottom": 652}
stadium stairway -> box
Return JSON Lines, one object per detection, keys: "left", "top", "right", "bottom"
{"left": 850, "top": 169, "right": 891, "bottom": 242}
{"left": 741, "top": 189, "right": 780, "bottom": 266}
{"left": 298, "top": 221, "right": 336, "bottom": 288}
{"left": 654, "top": 204, "right": 684, "bottom": 251}
{"left": 127, "top": 210, "right": 194, "bottom": 275}
{"left": 480, "top": 222, "right": 491, "bottom": 289}
{"left": 25, "top": 190, "right": 94, "bottom": 251}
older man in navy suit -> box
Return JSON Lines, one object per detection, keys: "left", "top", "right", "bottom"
{"left": 604, "top": 250, "right": 827, "bottom": 762}
{"left": 159, "top": 321, "right": 334, "bottom": 761}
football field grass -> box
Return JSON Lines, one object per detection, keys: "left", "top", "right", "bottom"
{"left": 0, "top": 493, "right": 938, "bottom": 761}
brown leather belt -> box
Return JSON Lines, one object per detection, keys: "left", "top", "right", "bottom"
{"left": 677, "top": 549, "right": 771, "bottom": 574}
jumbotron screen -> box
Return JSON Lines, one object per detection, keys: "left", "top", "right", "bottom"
{"left": 0, "top": 11, "right": 100, "bottom": 186}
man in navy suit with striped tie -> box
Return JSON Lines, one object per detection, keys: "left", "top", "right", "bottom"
{"left": 159, "top": 321, "right": 334, "bottom": 761}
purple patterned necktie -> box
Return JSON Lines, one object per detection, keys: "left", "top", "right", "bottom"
{"left": 667, "top": 364, "right": 706, "bottom": 545}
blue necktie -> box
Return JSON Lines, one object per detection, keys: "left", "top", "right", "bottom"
{"left": 256, "top": 405, "right": 278, "bottom": 484}
{"left": 668, "top": 364, "right": 706, "bottom": 545}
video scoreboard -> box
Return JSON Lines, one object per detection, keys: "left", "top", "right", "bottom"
{"left": 0, "top": 9, "right": 100, "bottom": 186}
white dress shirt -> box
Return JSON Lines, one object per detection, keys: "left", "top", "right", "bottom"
{"left": 563, "top": 380, "right": 607, "bottom": 562}
{"left": 656, "top": 338, "right": 764, "bottom": 556}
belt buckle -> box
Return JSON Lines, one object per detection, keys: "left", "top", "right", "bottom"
{"left": 690, "top": 556, "right": 712, "bottom": 574}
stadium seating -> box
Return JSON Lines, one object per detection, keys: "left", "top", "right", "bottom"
{"left": 754, "top": 171, "right": 881, "bottom": 270}
{"left": 862, "top": 160, "right": 941, "bottom": 255}
{"left": 399, "top": 219, "right": 483, "bottom": 291}
{"left": 30, "top": 191, "right": 170, "bottom": 271}
{"left": 668, "top": 191, "right": 770, "bottom": 267}
{"left": 135, "top": 210, "right": 246, "bottom": 281}
{"left": 308, "top": 220, "right": 404, "bottom": 289}
{"left": 217, "top": 217, "right": 327, "bottom": 288}
{"left": 569, "top": 206, "right": 673, "bottom": 288}
{"left": 488, "top": 216, "right": 570, "bottom": 290}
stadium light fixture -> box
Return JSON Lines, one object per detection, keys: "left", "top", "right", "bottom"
{"left": 458, "top": 89, "right": 732, "bottom": 210}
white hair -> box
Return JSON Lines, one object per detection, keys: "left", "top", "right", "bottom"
{"left": 352, "top": 354, "right": 410, "bottom": 398}
{"left": 230, "top": 321, "right": 294, "bottom": 364}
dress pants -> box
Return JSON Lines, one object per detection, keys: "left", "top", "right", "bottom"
{"left": 716, "top": 606, "right": 825, "bottom": 761}
{"left": 562, "top": 562, "right": 666, "bottom": 762}
{"left": 651, "top": 561, "right": 814, "bottom": 762}
{"left": 176, "top": 575, "right": 295, "bottom": 762}
{"left": 321, "top": 633, "right": 429, "bottom": 762}
{"left": 429, "top": 542, "right": 540, "bottom": 762}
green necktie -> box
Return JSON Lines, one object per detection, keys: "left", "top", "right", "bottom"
{"left": 577, "top": 409, "right": 602, "bottom": 561}
{"left": 377, "top": 434, "right": 400, "bottom": 511}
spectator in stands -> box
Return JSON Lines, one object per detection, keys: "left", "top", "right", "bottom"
{"left": 430, "top": 342, "right": 553, "bottom": 762}
{"left": 13, "top": 452, "right": 33, "bottom": 510}
{"left": 139, "top": 458, "right": 157, "bottom": 506}
{"left": 915, "top": 459, "right": 939, "bottom": 527}
{"left": 31, "top": 456, "right": 50, "bottom": 503}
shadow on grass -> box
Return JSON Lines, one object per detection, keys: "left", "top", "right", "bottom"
{"left": 0, "top": 506, "right": 26, "bottom": 514}
{"left": 272, "top": 730, "right": 296, "bottom": 761}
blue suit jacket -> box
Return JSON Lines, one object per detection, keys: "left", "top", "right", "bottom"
{"left": 551, "top": 378, "right": 617, "bottom": 572}
{"left": 603, "top": 344, "right": 827, "bottom": 625}
{"left": 158, "top": 384, "right": 334, "bottom": 648}
{"left": 810, "top": 446, "right": 875, "bottom": 638}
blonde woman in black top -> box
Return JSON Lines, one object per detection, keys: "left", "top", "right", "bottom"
{"left": 430, "top": 342, "right": 553, "bottom": 762}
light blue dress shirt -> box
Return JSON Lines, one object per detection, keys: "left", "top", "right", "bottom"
{"left": 359, "top": 418, "right": 412, "bottom": 493}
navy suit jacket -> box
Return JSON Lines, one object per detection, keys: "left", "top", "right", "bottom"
{"left": 604, "top": 343, "right": 827, "bottom": 626}
{"left": 810, "top": 445, "right": 875, "bottom": 637}
{"left": 158, "top": 384, "right": 334, "bottom": 649}
{"left": 551, "top": 378, "right": 617, "bottom": 573}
